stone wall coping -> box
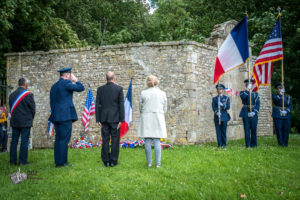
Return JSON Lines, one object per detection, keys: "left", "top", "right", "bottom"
{"left": 4, "top": 41, "right": 217, "bottom": 57}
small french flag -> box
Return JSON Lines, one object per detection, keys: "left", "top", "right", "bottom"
{"left": 225, "top": 88, "right": 231, "bottom": 94}
{"left": 48, "top": 110, "right": 54, "bottom": 136}
{"left": 214, "top": 16, "right": 249, "bottom": 84}
{"left": 120, "top": 80, "right": 132, "bottom": 138}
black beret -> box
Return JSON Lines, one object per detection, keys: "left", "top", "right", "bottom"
{"left": 275, "top": 82, "right": 283, "bottom": 89}
{"left": 216, "top": 84, "right": 225, "bottom": 89}
{"left": 58, "top": 67, "right": 72, "bottom": 74}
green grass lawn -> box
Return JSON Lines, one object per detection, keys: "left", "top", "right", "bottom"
{"left": 0, "top": 135, "right": 300, "bottom": 200}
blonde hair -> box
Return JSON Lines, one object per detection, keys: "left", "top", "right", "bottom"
{"left": 146, "top": 75, "right": 159, "bottom": 87}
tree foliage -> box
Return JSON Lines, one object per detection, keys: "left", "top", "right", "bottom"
{"left": 0, "top": 0, "right": 299, "bottom": 130}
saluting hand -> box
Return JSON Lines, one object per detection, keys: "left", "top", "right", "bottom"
{"left": 71, "top": 74, "right": 78, "bottom": 82}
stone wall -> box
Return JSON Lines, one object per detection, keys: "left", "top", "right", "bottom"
{"left": 5, "top": 22, "right": 273, "bottom": 148}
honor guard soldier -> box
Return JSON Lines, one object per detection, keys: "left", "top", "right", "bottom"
{"left": 272, "top": 83, "right": 292, "bottom": 146}
{"left": 239, "top": 79, "right": 260, "bottom": 148}
{"left": 212, "top": 84, "right": 230, "bottom": 147}
{"left": 49, "top": 67, "right": 85, "bottom": 167}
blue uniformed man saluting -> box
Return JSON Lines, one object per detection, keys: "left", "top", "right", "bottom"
{"left": 212, "top": 84, "right": 230, "bottom": 147}
{"left": 239, "top": 79, "right": 260, "bottom": 148}
{"left": 272, "top": 83, "right": 292, "bottom": 147}
{"left": 49, "top": 68, "right": 85, "bottom": 167}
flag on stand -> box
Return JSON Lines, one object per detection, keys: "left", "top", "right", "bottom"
{"left": 48, "top": 110, "right": 54, "bottom": 136}
{"left": 81, "top": 88, "right": 95, "bottom": 133}
{"left": 214, "top": 16, "right": 249, "bottom": 84}
{"left": 252, "top": 62, "right": 273, "bottom": 92}
{"left": 225, "top": 88, "right": 231, "bottom": 94}
{"left": 120, "top": 80, "right": 132, "bottom": 138}
{"left": 252, "top": 15, "right": 283, "bottom": 91}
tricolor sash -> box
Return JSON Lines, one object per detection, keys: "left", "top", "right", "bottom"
{"left": 10, "top": 90, "right": 31, "bottom": 116}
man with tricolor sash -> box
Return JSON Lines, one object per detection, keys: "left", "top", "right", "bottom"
{"left": 8, "top": 78, "right": 35, "bottom": 165}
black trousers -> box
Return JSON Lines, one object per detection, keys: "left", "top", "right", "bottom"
{"left": 274, "top": 118, "right": 290, "bottom": 146}
{"left": 0, "top": 124, "right": 8, "bottom": 151}
{"left": 54, "top": 120, "right": 72, "bottom": 166}
{"left": 242, "top": 117, "right": 258, "bottom": 148}
{"left": 101, "top": 122, "right": 120, "bottom": 164}
{"left": 10, "top": 127, "right": 31, "bottom": 164}
{"left": 214, "top": 120, "right": 227, "bottom": 147}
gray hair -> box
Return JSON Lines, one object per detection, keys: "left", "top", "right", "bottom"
{"left": 18, "top": 78, "right": 29, "bottom": 86}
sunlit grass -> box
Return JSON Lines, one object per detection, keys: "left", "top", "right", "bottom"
{"left": 0, "top": 135, "right": 299, "bottom": 199}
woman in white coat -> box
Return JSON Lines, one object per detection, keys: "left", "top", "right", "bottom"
{"left": 138, "top": 75, "right": 167, "bottom": 168}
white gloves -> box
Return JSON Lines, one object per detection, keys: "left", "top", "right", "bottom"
{"left": 247, "top": 84, "right": 252, "bottom": 89}
{"left": 280, "top": 110, "right": 287, "bottom": 116}
{"left": 216, "top": 111, "right": 221, "bottom": 117}
{"left": 280, "top": 88, "right": 285, "bottom": 93}
{"left": 218, "top": 102, "right": 224, "bottom": 107}
{"left": 248, "top": 112, "right": 255, "bottom": 117}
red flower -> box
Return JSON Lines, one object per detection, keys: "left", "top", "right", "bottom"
{"left": 75, "top": 140, "right": 79, "bottom": 143}
{"left": 80, "top": 137, "right": 84, "bottom": 140}
{"left": 79, "top": 146, "right": 83, "bottom": 149}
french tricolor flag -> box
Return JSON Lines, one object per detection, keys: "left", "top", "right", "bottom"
{"left": 120, "top": 80, "right": 132, "bottom": 138}
{"left": 214, "top": 16, "right": 250, "bottom": 84}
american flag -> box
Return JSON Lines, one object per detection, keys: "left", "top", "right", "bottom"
{"left": 254, "top": 16, "right": 283, "bottom": 66}
{"left": 81, "top": 88, "right": 95, "bottom": 133}
{"left": 252, "top": 15, "right": 283, "bottom": 91}
{"left": 252, "top": 62, "right": 273, "bottom": 92}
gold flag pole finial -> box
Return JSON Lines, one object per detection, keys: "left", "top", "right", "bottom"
{"left": 277, "top": 6, "right": 282, "bottom": 18}
{"left": 244, "top": 7, "right": 248, "bottom": 17}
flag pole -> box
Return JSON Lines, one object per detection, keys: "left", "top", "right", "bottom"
{"left": 245, "top": 9, "right": 252, "bottom": 112}
{"left": 277, "top": 6, "right": 284, "bottom": 111}
{"left": 218, "top": 90, "right": 221, "bottom": 125}
{"left": 217, "top": 40, "right": 221, "bottom": 125}
{"left": 281, "top": 59, "right": 285, "bottom": 110}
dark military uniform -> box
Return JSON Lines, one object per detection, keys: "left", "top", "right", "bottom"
{"left": 239, "top": 90, "right": 260, "bottom": 147}
{"left": 212, "top": 94, "right": 230, "bottom": 147}
{"left": 49, "top": 68, "right": 84, "bottom": 166}
{"left": 272, "top": 89, "right": 292, "bottom": 146}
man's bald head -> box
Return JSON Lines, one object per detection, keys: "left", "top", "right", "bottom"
{"left": 106, "top": 71, "right": 116, "bottom": 82}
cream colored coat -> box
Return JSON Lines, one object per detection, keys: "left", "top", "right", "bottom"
{"left": 137, "top": 87, "right": 167, "bottom": 138}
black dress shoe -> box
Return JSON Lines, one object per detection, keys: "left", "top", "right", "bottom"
{"left": 10, "top": 162, "right": 17, "bottom": 166}
{"left": 19, "top": 162, "right": 30, "bottom": 165}
{"left": 110, "top": 163, "right": 117, "bottom": 167}
{"left": 104, "top": 162, "right": 110, "bottom": 167}
{"left": 64, "top": 163, "right": 70, "bottom": 167}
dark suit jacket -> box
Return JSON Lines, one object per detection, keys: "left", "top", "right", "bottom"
{"left": 96, "top": 82, "right": 125, "bottom": 123}
{"left": 49, "top": 78, "right": 85, "bottom": 123}
{"left": 9, "top": 87, "right": 36, "bottom": 128}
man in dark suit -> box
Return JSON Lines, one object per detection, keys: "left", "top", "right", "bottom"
{"left": 96, "top": 71, "right": 124, "bottom": 167}
{"left": 212, "top": 84, "right": 230, "bottom": 147}
{"left": 9, "top": 78, "right": 35, "bottom": 165}
{"left": 49, "top": 67, "right": 84, "bottom": 167}
{"left": 239, "top": 79, "right": 260, "bottom": 148}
